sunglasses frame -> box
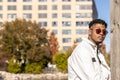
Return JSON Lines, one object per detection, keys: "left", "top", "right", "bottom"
{"left": 91, "top": 28, "right": 108, "bottom": 35}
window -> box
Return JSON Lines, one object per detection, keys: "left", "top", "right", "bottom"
{"left": 0, "top": 22, "right": 2, "bottom": 26}
{"left": 62, "top": 0, "right": 71, "bottom": 2}
{"left": 52, "top": 0, "right": 57, "bottom": 2}
{"left": 76, "top": 38, "right": 82, "bottom": 42}
{"left": 76, "top": 0, "right": 92, "bottom": 1}
{"left": 0, "top": 6, "right": 2, "bottom": 10}
{"left": 52, "top": 21, "right": 58, "bottom": 27}
{"left": 7, "top": 14, "right": 16, "bottom": 19}
{"left": 39, "top": 0, "right": 47, "bottom": 2}
{"left": 62, "top": 5, "right": 71, "bottom": 10}
{"left": 52, "top": 13, "right": 57, "bottom": 18}
{"left": 62, "top": 21, "right": 71, "bottom": 26}
{"left": 76, "top": 22, "right": 81, "bottom": 26}
{"left": 38, "top": 5, "right": 47, "bottom": 10}
{"left": 39, "top": 22, "right": 47, "bottom": 27}
{"left": 63, "top": 38, "right": 71, "bottom": 43}
{"left": 62, "top": 30, "right": 71, "bottom": 35}
{"left": 87, "top": 13, "right": 92, "bottom": 18}
{"left": 0, "top": 0, "right": 2, "bottom": 2}
{"left": 38, "top": 13, "right": 47, "bottom": 18}
{"left": 62, "top": 13, "right": 71, "bottom": 18}
{"left": 8, "top": 0, "right": 16, "bottom": 2}
{"left": 76, "top": 13, "right": 81, "bottom": 18}
{"left": 52, "top": 30, "right": 58, "bottom": 34}
{"left": 23, "top": 13, "right": 32, "bottom": 18}
{"left": 76, "top": 21, "right": 89, "bottom": 26}
{"left": 23, "top": 5, "right": 32, "bottom": 10}
{"left": 63, "top": 46, "right": 70, "bottom": 51}
{"left": 8, "top": 5, "right": 16, "bottom": 10}
{"left": 76, "top": 13, "right": 92, "bottom": 18}
{"left": 52, "top": 5, "right": 57, "bottom": 10}
{"left": 76, "top": 5, "right": 92, "bottom": 10}
{"left": 0, "top": 14, "right": 2, "bottom": 19}
{"left": 23, "top": 0, "right": 32, "bottom": 2}
{"left": 76, "top": 29, "right": 88, "bottom": 34}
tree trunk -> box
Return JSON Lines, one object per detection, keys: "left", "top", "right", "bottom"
{"left": 111, "top": 0, "right": 120, "bottom": 80}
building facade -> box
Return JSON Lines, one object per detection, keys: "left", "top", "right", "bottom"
{"left": 0, "top": 0, "right": 97, "bottom": 51}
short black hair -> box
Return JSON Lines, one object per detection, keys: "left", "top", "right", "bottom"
{"left": 89, "top": 19, "right": 107, "bottom": 28}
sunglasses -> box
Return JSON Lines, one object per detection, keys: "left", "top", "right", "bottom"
{"left": 95, "top": 28, "right": 108, "bottom": 35}
{"left": 91, "top": 28, "right": 108, "bottom": 35}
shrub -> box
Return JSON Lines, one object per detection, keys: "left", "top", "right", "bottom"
{"left": 8, "top": 59, "right": 21, "bottom": 73}
{"left": 25, "top": 62, "right": 42, "bottom": 74}
{"left": 53, "top": 52, "right": 68, "bottom": 72}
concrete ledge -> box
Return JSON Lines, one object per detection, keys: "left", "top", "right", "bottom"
{"left": 0, "top": 71, "right": 68, "bottom": 80}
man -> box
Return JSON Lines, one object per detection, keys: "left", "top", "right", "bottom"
{"left": 68, "top": 19, "right": 111, "bottom": 80}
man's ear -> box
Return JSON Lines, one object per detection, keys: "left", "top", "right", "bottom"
{"left": 88, "top": 29, "right": 91, "bottom": 36}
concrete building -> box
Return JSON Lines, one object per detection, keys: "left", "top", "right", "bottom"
{"left": 0, "top": 0, "right": 98, "bottom": 51}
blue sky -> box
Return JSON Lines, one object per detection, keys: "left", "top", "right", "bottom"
{"left": 95, "top": 0, "right": 110, "bottom": 52}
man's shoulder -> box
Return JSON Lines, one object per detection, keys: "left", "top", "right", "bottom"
{"left": 73, "top": 38, "right": 93, "bottom": 54}
{"left": 73, "top": 41, "right": 89, "bottom": 53}
{"left": 77, "top": 38, "right": 90, "bottom": 48}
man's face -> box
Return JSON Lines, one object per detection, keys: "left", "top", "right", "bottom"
{"left": 89, "top": 23, "right": 108, "bottom": 44}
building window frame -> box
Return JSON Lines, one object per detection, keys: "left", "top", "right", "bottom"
{"left": 62, "top": 30, "right": 71, "bottom": 35}
{"left": 0, "top": 6, "right": 3, "bottom": 10}
{"left": 23, "top": 13, "right": 32, "bottom": 19}
{"left": 38, "top": 5, "right": 47, "bottom": 10}
{"left": 62, "top": 5, "right": 71, "bottom": 10}
{"left": 62, "top": 38, "right": 71, "bottom": 43}
{"left": 23, "top": 5, "right": 32, "bottom": 10}
{"left": 39, "top": 22, "right": 47, "bottom": 27}
{"left": 23, "top": 0, "right": 32, "bottom": 2}
{"left": 8, "top": 5, "right": 16, "bottom": 10}
{"left": 62, "top": 13, "right": 71, "bottom": 18}
{"left": 76, "top": 29, "right": 88, "bottom": 34}
{"left": 0, "top": 14, "right": 2, "bottom": 19}
{"left": 38, "top": 0, "right": 47, "bottom": 2}
{"left": 38, "top": 13, "right": 47, "bottom": 18}
{"left": 8, "top": 0, "right": 16, "bottom": 2}
{"left": 52, "top": 21, "right": 58, "bottom": 27}
{"left": 7, "top": 14, "right": 17, "bottom": 19}
{"left": 62, "top": 21, "right": 71, "bottom": 26}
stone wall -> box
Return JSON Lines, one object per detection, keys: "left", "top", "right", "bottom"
{"left": 0, "top": 71, "right": 68, "bottom": 80}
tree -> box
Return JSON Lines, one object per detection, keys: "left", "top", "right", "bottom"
{"left": 0, "top": 18, "right": 51, "bottom": 63}
{"left": 48, "top": 32, "right": 59, "bottom": 55}
{"left": 65, "top": 40, "right": 77, "bottom": 57}
{"left": 111, "top": 0, "right": 120, "bottom": 79}
{"left": 52, "top": 51, "right": 68, "bottom": 72}
{"left": 100, "top": 43, "right": 110, "bottom": 66}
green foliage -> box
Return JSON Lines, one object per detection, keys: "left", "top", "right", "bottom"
{"left": 0, "top": 18, "right": 52, "bottom": 73}
{"left": 65, "top": 41, "right": 77, "bottom": 57}
{"left": 0, "top": 19, "right": 50, "bottom": 61}
{"left": 25, "top": 62, "right": 42, "bottom": 74}
{"left": 65, "top": 47, "right": 74, "bottom": 57}
{"left": 53, "top": 52, "right": 68, "bottom": 72}
{"left": 8, "top": 58, "right": 21, "bottom": 73}
{"left": 103, "top": 53, "right": 110, "bottom": 66}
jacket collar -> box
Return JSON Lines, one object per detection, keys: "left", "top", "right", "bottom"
{"left": 82, "top": 38, "right": 97, "bottom": 49}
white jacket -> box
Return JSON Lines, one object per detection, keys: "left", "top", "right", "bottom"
{"left": 68, "top": 38, "right": 111, "bottom": 80}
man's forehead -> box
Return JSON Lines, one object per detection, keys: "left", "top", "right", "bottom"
{"left": 91, "top": 23, "right": 106, "bottom": 29}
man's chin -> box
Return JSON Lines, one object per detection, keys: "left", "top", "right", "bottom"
{"left": 96, "top": 40, "right": 103, "bottom": 44}
{"left": 98, "top": 38, "right": 104, "bottom": 42}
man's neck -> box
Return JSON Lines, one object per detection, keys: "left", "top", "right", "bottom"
{"left": 88, "top": 37, "right": 99, "bottom": 46}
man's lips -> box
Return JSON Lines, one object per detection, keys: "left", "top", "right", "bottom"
{"left": 98, "top": 36, "right": 105, "bottom": 40}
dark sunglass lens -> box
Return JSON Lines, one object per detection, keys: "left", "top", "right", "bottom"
{"left": 103, "top": 30, "right": 108, "bottom": 35}
{"left": 96, "top": 29, "right": 101, "bottom": 34}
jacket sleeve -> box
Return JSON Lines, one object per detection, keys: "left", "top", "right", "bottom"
{"left": 68, "top": 46, "right": 97, "bottom": 80}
